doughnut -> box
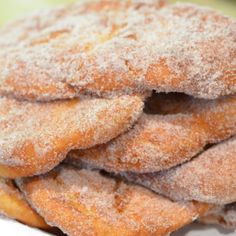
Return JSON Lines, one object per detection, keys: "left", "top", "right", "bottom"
{"left": 0, "top": 2, "right": 235, "bottom": 101}
{"left": 0, "top": 95, "right": 143, "bottom": 178}
{"left": 67, "top": 95, "right": 236, "bottom": 173}
{"left": 124, "top": 136, "right": 236, "bottom": 205}
{"left": 16, "top": 165, "right": 211, "bottom": 236}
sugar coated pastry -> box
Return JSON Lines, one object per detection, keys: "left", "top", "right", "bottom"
{"left": 199, "top": 203, "right": 236, "bottom": 230}
{"left": 0, "top": 95, "right": 143, "bottom": 178}
{"left": 124, "top": 137, "right": 236, "bottom": 205}
{"left": 0, "top": 0, "right": 235, "bottom": 235}
{"left": 17, "top": 165, "right": 211, "bottom": 236}
{"left": 67, "top": 95, "right": 236, "bottom": 173}
{"left": 0, "top": 1, "right": 235, "bottom": 101}
{"left": 0, "top": 177, "right": 48, "bottom": 229}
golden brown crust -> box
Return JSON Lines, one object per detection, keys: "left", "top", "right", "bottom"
{"left": 17, "top": 165, "right": 211, "bottom": 236}
{"left": 199, "top": 203, "right": 236, "bottom": 229}
{"left": 67, "top": 95, "right": 236, "bottom": 173}
{"left": 0, "top": 95, "right": 143, "bottom": 178}
{"left": 0, "top": 2, "right": 235, "bottom": 101}
{"left": 124, "top": 137, "right": 236, "bottom": 205}
{"left": 0, "top": 177, "right": 48, "bottom": 229}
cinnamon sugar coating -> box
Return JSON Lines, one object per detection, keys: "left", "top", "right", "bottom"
{"left": 0, "top": 95, "right": 143, "bottom": 178}
{"left": 124, "top": 137, "right": 236, "bottom": 205}
{"left": 17, "top": 165, "right": 210, "bottom": 236}
{"left": 0, "top": 177, "right": 48, "bottom": 229}
{"left": 0, "top": 1, "right": 235, "bottom": 101}
{"left": 67, "top": 95, "right": 236, "bottom": 173}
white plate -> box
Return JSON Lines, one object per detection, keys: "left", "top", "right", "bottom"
{"left": 0, "top": 218, "right": 52, "bottom": 236}
{"left": 0, "top": 218, "right": 235, "bottom": 235}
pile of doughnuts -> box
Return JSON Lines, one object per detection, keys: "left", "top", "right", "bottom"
{"left": 0, "top": 0, "right": 235, "bottom": 235}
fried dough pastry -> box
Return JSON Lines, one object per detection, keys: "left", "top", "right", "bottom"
{"left": 0, "top": 177, "right": 48, "bottom": 229}
{"left": 124, "top": 137, "right": 236, "bottom": 205}
{"left": 0, "top": 2, "right": 235, "bottom": 101}
{"left": 0, "top": 95, "right": 143, "bottom": 178}
{"left": 199, "top": 203, "right": 236, "bottom": 230}
{"left": 17, "top": 165, "right": 211, "bottom": 236}
{"left": 67, "top": 95, "right": 236, "bottom": 173}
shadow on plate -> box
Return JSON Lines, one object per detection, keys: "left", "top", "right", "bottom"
{"left": 173, "top": 223, "right": 235, "bottom": 236}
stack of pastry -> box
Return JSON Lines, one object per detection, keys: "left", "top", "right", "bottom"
{"left": 0, "top": 0, "right": 235, "bottom": 235}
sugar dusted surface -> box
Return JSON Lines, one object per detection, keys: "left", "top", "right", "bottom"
{"left": 0, "top": 178, "right": 19, "bottom": 197}
{"left": 0, "top": 1, "right": 235, "bottom": 101}
{"left": 0, "top": 177, "right": 47, "bottom": 228}
{"left": 0, "top": 95, "right": 143, "bottom": 178}
{"left": 124, "top": 137, "right": 236, "bottom": 205}
{"left": 67, "top": 94, "right": 236, "bottom": 173}
{"left": 17, "top": 165, "right": 210, "bottom": 236}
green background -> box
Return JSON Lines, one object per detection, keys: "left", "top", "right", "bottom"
{"left": 0, "top": 0, "right": 235, "bottom": 26}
